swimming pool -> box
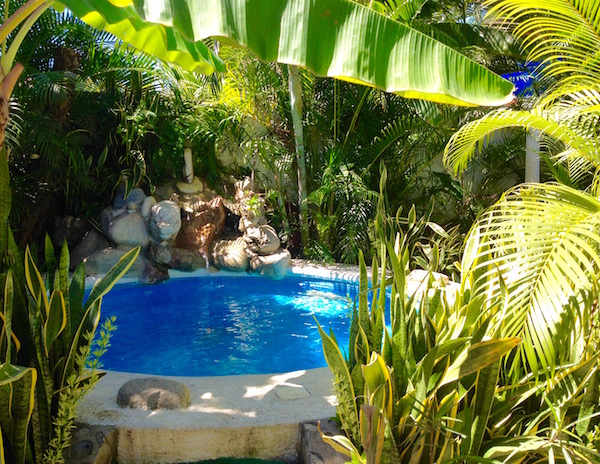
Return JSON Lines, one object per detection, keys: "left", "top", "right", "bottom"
{"left": 97, "top": 274, "right": 357, "bottom": 376}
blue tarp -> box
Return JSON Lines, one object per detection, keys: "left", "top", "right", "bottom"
{"left": 502, "top": 71, "right": 534, "bottom": 95}
{"left": 502, "top": 62, "right": 542, "bottom": 97}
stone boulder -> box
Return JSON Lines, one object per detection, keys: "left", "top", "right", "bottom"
{"left": 176, "top": 176, "right": 204, "bottom": 194}
{"left": 117, "top": 377, "right": 190, "bottom": 410}
{"left": 149, "top": 200, "right": 181, "bottom": 242}
{"left": 154, "top": 184, "right": 175, "bottom": 201}
{"left": 66, "top": 425, "right": 116, "bottom": 464}
{"left": 139, "top": 261, "right": 169, "bottom": 285}
{"left": 212, "top": 237, "right": 249, "bottom": 272}
{"left": 107, "top": 211, "right": 149, "bottom": 248}
{"left": 406, "top": 269, "right": 459, "bottom": 305}
{"left": 70, "top": 229, "right": 111, "bottom": 270}
{"left": 52, "top": 216, "right": 90, "bottom": 250}
{"left": 148, "top": 244, "right": 207, "bottom": 271}
{"left": 249, "top": 249, "right": 291, "bottom": 279}
{"left": 244, "top": 225, "right": 280, "bottom": 255}
{"left": 100, "top": 206, "right": 126, "bottom": 236}
{"left": 83, "top": 247, "right": 143, "bottom": 277}
{"left": 301, "top": 419, "right": 347, "bottom": 464}
{"left": 141, "top": 196, "right": 157, "bottom": 223}
{"left": 114, "top": 187, "right": 146, "bottom": 210}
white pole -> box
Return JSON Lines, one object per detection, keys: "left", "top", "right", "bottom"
{"left": 184, "top": 146, "right": 194, "bottom": 184}
{"left": 525, "top": 129, "right": 541, "bottom": 183}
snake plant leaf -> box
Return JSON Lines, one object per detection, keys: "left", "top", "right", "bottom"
{"left": 468, "top": 361, "right": 501, "bottom": 457}
{"left": 83, "top": 246, "right": 140, "bottom": 313}
{"left": 577, "top": 368, "right": 599, "bottom": 435}
{"left": 2, "top": 271, "right": 14, "bottom": 362}
{"left": 0, "top": 148, "right": 10, "bottom": 258}
{"left": 0, "top": 362, "right": 38, "bottom": 463}
{"left": 68, "top": 263, "right": 86, "bottom": 336}
{"left": 439, "top": 338, "right": 520, "bottom": 387}
{"left": 0, "top": 364, "right": 36, "bottom": 464}
{"left": 58, "top": 0, "right": 514, "bottom": 107}
{"left": 61, "top": 247, "right": 139, "bottom": 388}
{"left": 317, "top": 322, "right": 360, "bottom": 443}
{"left": 58, "top": 241, "right": 71, "bottom": 343}
{"left": 43, "top": 235, "right": 56, "bottom": 289}
{"left": 361, "top": 405, "right": 386, "bottom": 464}
{"left": 43, "top": 291, "right": 66, "bottom": 356}
{"left": 61, "top": 299, "right": 102, "bottom": 391}
{"left": 362, "top": 353, "right": 393, "bottom": 418}
{"left": 317, "top": 421, "right": 361, "bottom": 459}
{"left": 24, "top": 247, "right": 48, "bottom": 320}
{"left": 358, "top": 251, "right": 370, "bottom": 336}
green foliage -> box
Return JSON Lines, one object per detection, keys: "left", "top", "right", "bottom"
{"left": 444, "top": 0, "right": 600, "bottom": 194}
{"left": 61, "top": 0, "right": 515, "bottom": 107}
{"left": 0, "top": 238, "right": 138, "bottom": 464}
{"left": 7, "top": 9, "right": 229, "bottom": 242}
{"left": 319, "top": 180, "right": 600, "bottom": 463}
{"left": 43, "top": 317, "right": 115, "bottom": 464}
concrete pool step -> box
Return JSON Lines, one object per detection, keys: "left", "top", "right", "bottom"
{"left": 74, "top": 368, "right": 338, "bottom": 464}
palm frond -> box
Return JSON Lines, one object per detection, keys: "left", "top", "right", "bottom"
{"left": 461, "top": 183, "right": 600, "bottom": 377}
{"left": 485, "top": 0, "right": 600, "bottom": 84}
{"left": 5, "top": 100, "right": 23, "bottom": 151}
{"left": 443, "top": 109, "right": 597, "bottom": 176}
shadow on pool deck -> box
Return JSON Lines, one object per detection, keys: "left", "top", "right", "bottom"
{"left": 75, "top": 367, "right": 337, "bottom": 464}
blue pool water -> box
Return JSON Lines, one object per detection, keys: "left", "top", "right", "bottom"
{"left": 96, "top": 275, "right": 357, "bottom": 377}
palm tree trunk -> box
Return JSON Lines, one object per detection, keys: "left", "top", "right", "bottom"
{"left": 288, "top": 65, "right": 309, "bottom": 249}
{"left": 0, "top": 64, "right": 23, "bottom": 148}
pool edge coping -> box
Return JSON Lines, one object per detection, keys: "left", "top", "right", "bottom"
{"left": 85, "top": 258, "right": 363, "bottom": 286}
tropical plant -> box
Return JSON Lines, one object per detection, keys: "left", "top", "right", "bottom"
{"left": 318, "top": 175, "right": 600, "bottom": 463}
{"left": 0, "top": 14, "right": 140, "bottom": 455}
{"left": 0, "top": 109, "right": 139, "bottom": 464}
{"left": 0, "top": 0, "right": 515, "bottom": 253}
{"left": 62, "top": 0, "right": 514, "bottom": 107}
{"left": 59, "top": 0, "right": 516, "bottom": 251}
{"left": 0, "top": 240, "right": 138, "bottom": 464}
{"left": 442, "top": 0, "right": 600, "bottom": 380}
{"left": 317, "top": 179, "right": 521, "bottom": 462}
{"left": 444, "top": 0, "right": 600, "bottom": 187}
{"left": 313, "top": 2, "right": 600, "bottom": 461}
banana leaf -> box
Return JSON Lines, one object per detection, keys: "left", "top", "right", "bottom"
{"left": 58, "top": 0, "right": 514, "bottom": 107}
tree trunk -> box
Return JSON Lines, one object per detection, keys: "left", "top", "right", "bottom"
{"left": 0, "top": 64, "right": 24, "bottom": 149}
{"left": 287, "top": 65, "right": 309, "bottom": 249}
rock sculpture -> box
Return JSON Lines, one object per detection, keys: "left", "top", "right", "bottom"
{"left": 212, "top": 237, "right": 250, "bottom": 272}
{"left": 148, "top": 245, "right": 207, "bottom": 271}
{"left": 249, "top": 249, "right": 292, "bottom": 279}
{"left": 234, "top": 177, "right": 267, "bottom": 232}
{"left": 244, "top": 224, "right": 280, "bottom": 255}
{"left": 117, "top": 377, "right": 190, "bottom": 410}
{"left": 73, "top": 175, "right": 291, "bottom": 281}
{"left": 176, "top": 196, "right": 226, "bottom": 262}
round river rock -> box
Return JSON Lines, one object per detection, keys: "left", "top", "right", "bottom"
{"left": 117, "top": 377, "right": 190, "bottom": 410}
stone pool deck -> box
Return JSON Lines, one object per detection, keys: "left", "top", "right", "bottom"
{"left": 75, "top": 367, "right": 338, "bottom": 464}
